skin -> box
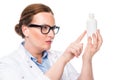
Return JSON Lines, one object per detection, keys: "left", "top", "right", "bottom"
{"left": 22, "top": 12, "right": 103, "bottom": 80}
{"left": 22, "top": 12, "right": 55, "bottom": 63}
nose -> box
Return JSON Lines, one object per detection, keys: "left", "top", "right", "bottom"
{"left": 47, "top": 29, "right": 55, "bottom": 38}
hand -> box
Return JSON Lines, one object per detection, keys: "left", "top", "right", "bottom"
{"left": 62, "top": 31, "right": 87, "bottom": 62}
{"left": 83, "top": 29, "right": 103, "bottom": 61}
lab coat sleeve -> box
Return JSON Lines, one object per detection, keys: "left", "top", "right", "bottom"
{"left": 62, "top": 63, "right": 80, "bottom": 80}
{"left": 49, "top": 50, "right": 80, "bottom": 80}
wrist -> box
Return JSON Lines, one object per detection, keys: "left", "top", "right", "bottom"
{"left": 82, "top": 53, "right": 93, "bottom": 63}
{"left": 60, "top": 55, "right": 69, "bottom": 64}
{"left": 61, "top": 54, "right": 71, "bottom": 64}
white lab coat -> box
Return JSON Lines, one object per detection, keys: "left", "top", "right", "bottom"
{"left": 0, "top": 45, "right": 79, "bottom": 80}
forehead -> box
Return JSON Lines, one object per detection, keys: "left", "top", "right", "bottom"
{"left": 31, "top": 12, "right": 55, "bottom": 26}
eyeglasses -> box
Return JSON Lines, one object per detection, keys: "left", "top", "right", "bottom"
{"left": 28, "top": 24, "right": 60, "bottom": 34}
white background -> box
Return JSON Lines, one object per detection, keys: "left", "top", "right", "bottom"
{"left": 0, "top": 0, "right": 120, "bottom": 80}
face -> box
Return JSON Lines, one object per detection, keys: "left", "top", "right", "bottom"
{"left": 23, "top": 12, "right": 55, "bottom": 51}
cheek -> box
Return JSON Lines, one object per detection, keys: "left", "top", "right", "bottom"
{"left": 29, "top": 29, "right": 45, "bottom": 44}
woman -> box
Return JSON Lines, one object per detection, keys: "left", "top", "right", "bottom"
{"left": 0, "top": 3, "right": 103, "bottom": 80}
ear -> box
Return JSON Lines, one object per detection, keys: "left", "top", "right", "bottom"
{"left": 22, "top": 25, "right": 29, "bottom": 37}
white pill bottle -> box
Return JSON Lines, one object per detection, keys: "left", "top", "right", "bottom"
{"left": 86, "top": 13, "right": 97, "bottom": 37}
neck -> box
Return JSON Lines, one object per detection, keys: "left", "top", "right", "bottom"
{"left": 23, "top": 41, "right": 44, "bottom": 62}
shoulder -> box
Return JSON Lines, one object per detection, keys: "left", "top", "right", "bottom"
{"left": 0, "top": 51, "right": 17, "bottom": 65}
{"left": 0, "top": 52, "right": 19, "bottom": 74}
{"left": 0, "top": 52, "right": 25, "bottom": 80}
{"left": 0, "top": 47, "right": 23, "bottom": 67}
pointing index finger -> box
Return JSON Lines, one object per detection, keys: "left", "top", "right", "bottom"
{"left": 75, "top": 30, "right": 87, "bottom": 43}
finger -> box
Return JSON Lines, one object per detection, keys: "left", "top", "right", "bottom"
{"left": 96, "top": 29, "right": 103, "bottom": 49}
{"left": 87, "top": 36, "right": 92, "bottom": 46}
{"left": 72, "top": 45, "right": 80, "bottom": 54}
{"left": 92, "top": 33, "right": 98, "bottom": 49}
{"left": 75, "top": 30, "right": 87, "bottom": 43}
{"left": 71, "top": 43, "right": 83, "bottom": 57}
{"left": 71, "top": 48, "right": 80, "bottom": 57}
{"left": 77, "top": 43, "right": 83, "bottom": 54}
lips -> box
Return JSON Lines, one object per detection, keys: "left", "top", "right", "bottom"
{"left": 46, "top": 40, "right": 53, "bottom": 44}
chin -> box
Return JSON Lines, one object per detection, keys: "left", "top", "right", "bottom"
{"left": 45, "top": 46, "right": 51, "bottom": 50}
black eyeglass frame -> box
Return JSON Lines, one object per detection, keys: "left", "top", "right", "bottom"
{"left": 28, "top": 24, "right": 60, "bottom": 34}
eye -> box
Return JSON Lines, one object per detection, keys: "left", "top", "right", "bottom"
{"left": 42, "top": 25, "right": 50, "bottom": 30}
